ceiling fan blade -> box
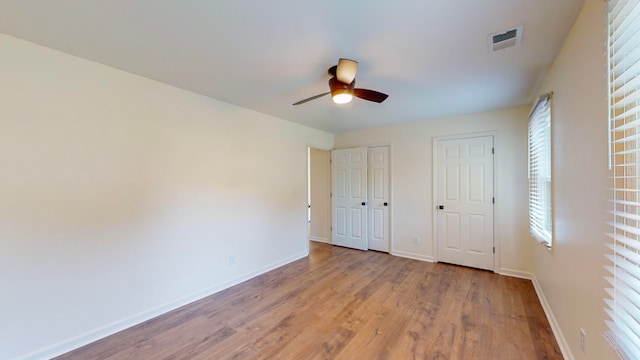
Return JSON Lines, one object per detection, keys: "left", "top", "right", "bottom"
{"left": 336, "top": 58, "right": 358, "bottom": 84}
{"left": 354, "top": 88, "right": 389, "bottom": 103}
{"left": 292, "top": 92, "right": 331, "bottom": 105}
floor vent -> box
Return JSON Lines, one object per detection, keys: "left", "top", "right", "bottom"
{"left": 489, "top": 25, "right": 523, "bottom": 52}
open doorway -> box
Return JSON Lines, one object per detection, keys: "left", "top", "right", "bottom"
{"left": 308, "top": 147, "right": 331, "bottom": 244}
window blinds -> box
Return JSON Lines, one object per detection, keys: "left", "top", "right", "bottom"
{"left": 528, "top": 93, "right": 552, "bottom": 247}
{"left": 606, "top": 0, "right": 640, "bottom": 358}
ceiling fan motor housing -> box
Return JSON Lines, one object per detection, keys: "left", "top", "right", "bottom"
{"left": 329, "top": 77, "right": 355, "bottom": 97}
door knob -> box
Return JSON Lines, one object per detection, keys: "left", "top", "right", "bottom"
{"left": 361, "top": 202, "right": 366, "bottom": 206}
{"left": 438, "top": 205, "right": 444, "bottom": 210}
{"left": 384, "top": 202, "right": 388, "bottom": 206}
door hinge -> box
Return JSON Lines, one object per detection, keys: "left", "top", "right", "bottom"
{"left": 492, "top": 147, "right": 495, "bottom": 155}
{"left": 493, "top": 247, "right": 495, "bottom": 254}
{"left": 492, "top": 197, "right": 495, "bottom": 204}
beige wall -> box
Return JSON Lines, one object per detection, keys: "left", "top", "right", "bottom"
{"left": 0, "top": 34, "right": 334, "bottom": 359}
{"left": 335, "top": 106, "right": 532, "bottom": 275}
{"left": 309, "top": 148, "right": 331, "bottom": 242}
{"left": 532, "top": 0, "right": 616, "bottom": 359}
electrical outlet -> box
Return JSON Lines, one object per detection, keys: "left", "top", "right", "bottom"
{"left": 412, "top": 236, "right": 419, "bottom": 244}
{"left": 580, "top": 328, "right": 587, "bottom": 355}
{"left": 230, "top": 256, "right": 237, "bottom": 266}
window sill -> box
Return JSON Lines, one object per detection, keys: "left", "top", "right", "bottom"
{"left": 531, "top": 231, "right": 552, "bottom": 250}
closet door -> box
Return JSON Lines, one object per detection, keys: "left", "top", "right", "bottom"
{"left": 332, "top": 147, "right": 368, "bottom": 250}
{"left": 367, "top": 146, "right": 389, "bottom": 252}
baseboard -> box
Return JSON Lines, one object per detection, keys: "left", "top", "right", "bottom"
{"left": 531, "top": 275, "right": 575, "bottom": 360}
{"left": 497, "top": 267, "right": 533, "bottom": 279}
{"left": 391, "top": 250, "right": 435, "bottom": 262}
{"left": 495, "top": 270, "right": 574, "bottom": 360}
{"left": 20, "top": 252, "right": 569, "bottom": 360}
{"left": 309, "top": 236, "right": 329, "bottom": 243}
{"left": 22, "top": 251, "right": 309, "bottom": 360}
{"left": 390, "top": 251, "right": 572, "bottom": 359}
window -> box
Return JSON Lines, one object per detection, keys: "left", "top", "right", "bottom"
{"left": 528, "top": 93, "right": 553, "bottom": 248}
{"left": 605, "top": 0, "right": 640, "bottom": 358}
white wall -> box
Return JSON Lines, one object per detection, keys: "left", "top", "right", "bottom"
{"left": 0, "top": 34, "right": 334, "bottom": 360}
{"left": 335, "top": 106, "right": 532, "bottom": 275}
{"left": 532, "top": 0, "right": 616, "bottom": 359}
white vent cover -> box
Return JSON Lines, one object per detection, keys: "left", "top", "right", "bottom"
{"left": 488, "top": 25, "right": 523, "bottom": 52}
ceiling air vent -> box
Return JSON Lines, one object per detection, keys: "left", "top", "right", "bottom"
{"left": 489, "top": 25, "right": 523, "bottom": 52}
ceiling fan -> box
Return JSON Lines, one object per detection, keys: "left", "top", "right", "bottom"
{"left": 293, "top": 58, "right": 389, "bottom": 105}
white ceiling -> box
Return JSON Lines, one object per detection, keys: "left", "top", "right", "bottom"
{"left": 0, "top": 0, "right": 584, "bottom": 133}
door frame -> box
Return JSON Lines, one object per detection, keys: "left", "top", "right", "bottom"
{"left": 306, "top": 143, "right": 333, "bottom": 255}
{"left": 308, "top": 147, "right": 332, "bottom": 244}
{"left": 432, "top": 131, "right": 497, "bottom": 271}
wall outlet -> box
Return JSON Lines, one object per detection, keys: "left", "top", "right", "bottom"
{"left": 580, "top": 328, "right": 587, "bottom": 355}
{"left": 230, "top": 256, "right": 237, "bottom": 266}
{"left": 412, "top": 236, "right": 419, "bottom": 244}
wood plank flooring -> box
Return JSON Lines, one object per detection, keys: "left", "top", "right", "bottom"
{"left": 56, "top": 242, "right": 562, "bottom": 359}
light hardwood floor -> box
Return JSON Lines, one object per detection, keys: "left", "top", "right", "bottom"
{"left": 56, "top": 242, "right": 562, "bottom": 359}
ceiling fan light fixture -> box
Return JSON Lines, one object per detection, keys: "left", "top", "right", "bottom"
{"left": 332, "top": 92, "right": 353, "bottom": 104}
{"left": 292, "top": 59, "right": 388, "bottom": 106}
{"left": 329, "top": 77, "right": 354, "bottom": 104}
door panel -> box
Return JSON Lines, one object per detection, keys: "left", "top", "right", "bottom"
{"left": 469, "top": 164, "right": 484, "bottom": 201}
{"left": 446, "top": 165, "right": 460, "bottom": 200}
{"left": 468, "top": 214, "right": 485, "bottom": 252}
{"left": 351, "top": 169, "right": 363, "bottom": 197}
{"left": 372, "top": 208, "right": 384, "bottom": 239}
{"left": 350, "top": 208, "right": 364, "bottom": 238}
{"left": 336, "top": 170, "right": 346, "bottom": 197}
{"left": 445, "top": 212, "right": 461, "bottom": 249}
{"left": 332, "top": 147, "right": 368, "bottom": 250}
{"left": 336, "top": 206, "right": 347, "bottom": 236}
{"left": 436, "top": 136, "right": 494, "bottom": 271}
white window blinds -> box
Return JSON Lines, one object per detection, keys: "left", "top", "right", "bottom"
{"left": 528, "top": 93, "right": 552, "bottom": 248}
{"left": 606, "top": 0, "right": 640, "bottom": 358}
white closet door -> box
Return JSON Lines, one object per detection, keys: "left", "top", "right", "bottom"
{"left": 367, "top": 146, "right": 389, "bottom": 252}
{"left": 332, "top": 147, "right": 368, "bottom": 251}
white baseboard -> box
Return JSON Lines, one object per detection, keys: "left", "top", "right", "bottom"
{"left": 309, "top": 236, "right": 329, "bottom": 243}
{"left": 391, "top": 250, "right": 435, "bottom": 262}
{"left": 498, "top": 271, "right": 573, "bottom": 360}
{"left": 531, "top": 275, "right": 574, "bottom": 360}
{"left": 22, "top": 251, "right": 309, "bottom": 360}
{"left": 21, "top": 252, "right": 571, "bottom": 360}
{"left": 497, "top": 267, "right": 533, "bottom": 279}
